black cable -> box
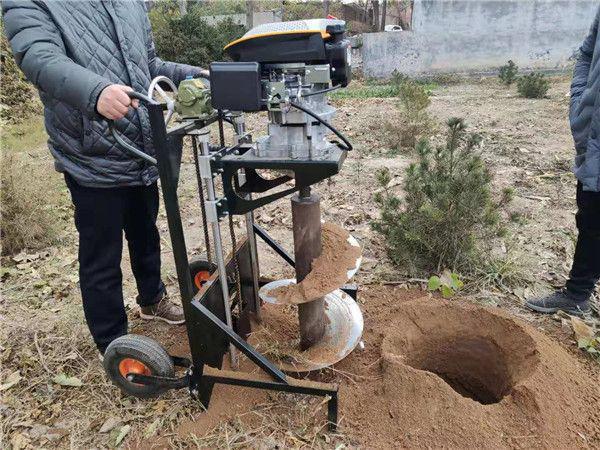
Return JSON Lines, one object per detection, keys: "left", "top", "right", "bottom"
{"left": 126, "top": 91, "right": 155, "bottom": 104}
{"left": 109, "top": 124, "right": 157, "bottom": 165}
{"left": 297, "top": 85, "right": 341, "bottom": 98}
{"left": 289, "top": 101, "right": 353, "bottom": 151}
{"left": 217, "top": 110, "right": 225, "bottom": 146}
{"left": 108, "top": 90, "right": 159, "bottom": 165}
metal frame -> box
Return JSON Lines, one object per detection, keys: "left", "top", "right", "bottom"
{"left": 214, "top": 145, "right": 347, "bottom": 216}
{"left": 130, "top": 101, "right": 343, "bottom": 430}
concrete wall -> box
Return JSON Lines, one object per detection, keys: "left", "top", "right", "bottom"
{"left": 362, "top": 0, "right": 598, "bottom": 78}
{"left": 200, "top": 10, "right": 282, "bottom": 27}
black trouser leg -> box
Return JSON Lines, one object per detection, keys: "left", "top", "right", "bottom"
{"left": 565, "top": 182, "right": 600, "bottom": 302}
{"left": 66, "top": 175, "right": 126, "bottom": 353}
{"left": 66, "top": 175, "right": 164, "bottom": 352}
{"left": 124, "top": 183, "right": 165, "bottom": 307}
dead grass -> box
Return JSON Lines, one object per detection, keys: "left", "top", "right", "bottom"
{"left": 178, "top": 395, "right": 349, "bottom": 449}
{"left": 383, "top": 114, "right": 434, "bottom": 153}
{"left": 1, "top": 152, "right": 65, "bottom": 255}
{"left": 467, "top": 252, "right": 532, "bottom": 295}
{"left": 0, "top": 260, "right": 213, "bottom": 448}
{"left": 0, "top": 29, "right": 41, "bottom": 124}
{"left": 1, "top": 284, "right": 208, "bottom": 448}
{"left": 0, "top": 116, "right": 47, "bottom": 154}
{"left": 1, "top": 312, "right": 347, "bottom": 448}
{"left": 0, "top": 242, "right": 347, "bottom": 449}
{"left": 0, "top": 117, "right": 68, "bottom": 255}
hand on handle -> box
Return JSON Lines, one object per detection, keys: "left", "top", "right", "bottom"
{"left": 104, "top": 88, "right": 158, "bottom": 166}
{"left": 97, "top": 85, "right": 139, "bottom": 120}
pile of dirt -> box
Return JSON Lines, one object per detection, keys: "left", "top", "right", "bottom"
{"left": 143, "top": 286, "right": 600, "bottom": 448}
{"left": 335, "top": 288, "right": 600, "bottom": 448}
{"left": 249, "top": 300, "right": 352, "bottom": 372}
{"left": 271, "top": 222, "right": 361, "bottom": 304}
{"left": 249, "top": 304, "right": 301, "bottom": 362}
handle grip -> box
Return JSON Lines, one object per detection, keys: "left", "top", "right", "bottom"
{"left": 126, "top": 90, "right": 156, "bottom": 105}
{"left": 107, "top": 90, "right": 158, "bottom": 165}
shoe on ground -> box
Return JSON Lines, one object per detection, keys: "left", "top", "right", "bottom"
{"left": 140, "top": 297, "right": 185, "bottom": 325}
{"left": 525, "top": 289, "right": 590, "bottom": 317}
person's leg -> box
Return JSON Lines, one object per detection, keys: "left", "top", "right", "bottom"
{"left": 123, "top": 183, "right": 184, "bottom": 324}
{"left": 65, "top": 174, "right": 127, "bottom": 352}
{"left": 526, "top": 182, "right": 595, "bottom": 316}
{"left": 123, "top": 182, "right": 164, "bottom": 304}
{"left": 565, "top": 182, "right": 600, "bottom": 300}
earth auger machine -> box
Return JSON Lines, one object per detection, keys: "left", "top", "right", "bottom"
{"left": 103, "top": 19, "right": 363, "bottom": 429}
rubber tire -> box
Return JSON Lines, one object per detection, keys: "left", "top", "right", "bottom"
{"left": 189, "top": 259, "right": 217, "bottom": 295}
{"left": 103, "top": 334, "right": 174, "bottom": 399}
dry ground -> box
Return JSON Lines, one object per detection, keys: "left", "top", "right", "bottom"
{"left": 1, "top": 75, "right": 599, "bottom": 449}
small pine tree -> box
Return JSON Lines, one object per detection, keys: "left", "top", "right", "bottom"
{"left": 385, "top": 71, "right": 433, "bottom": 151}
{"left": 517, "top": 72, "right": 549, "bottom": 99}
{"left": 373, "top": 118, "right": 509, "bottom": 273}
{"left": 390, "top": 69, "right": 410, "bottom": 92}
{"left": 498, "top": 60, "right": 518, "bottom": 85}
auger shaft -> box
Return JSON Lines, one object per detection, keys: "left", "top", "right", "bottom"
{"left": 292, "top": 187, "right": 327, "bottom": 350}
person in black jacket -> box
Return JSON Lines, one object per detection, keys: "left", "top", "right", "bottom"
{"left": 525, "top": 9, "right": 600, "bottom": 317}
{"left": 3, "top": 0, "right": 207, "bottom": 353}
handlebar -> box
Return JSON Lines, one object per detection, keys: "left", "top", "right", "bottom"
{"left": 126, "top": 90, "right": 157, "bottom": 105}
{"left": 107, "top": 90, "right": 159, "bottom": 165}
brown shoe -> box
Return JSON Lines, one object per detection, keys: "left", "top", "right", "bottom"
{"left": 140, "top": 297, "right": 185, "bottom": 325}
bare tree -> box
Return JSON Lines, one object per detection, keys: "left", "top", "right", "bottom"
{"left": 381, "top": 0, "right": 387, "bottom": 30}
{"left": 324, "top": 0, "right": 331, "bottom": 17}
{"left": 246, "top": 0, "right": 254, "bottom": 29}
{"left": 373, "top": 0, "right": 380, "bottom": 31}
{"left": 397, "top": 0, "right": 413, "bottom": 30}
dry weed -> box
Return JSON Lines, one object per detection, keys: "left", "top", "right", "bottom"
{"left": 384, "top": 113, "right": 434, "bottom": 153}
{"left": 0, "top": 293, "right": 204, "bottom": 448}
{"left": 1, "top": 152, "right": 65, "bottom": 255}
{"left": 179, "top": 394, "right": 350, "bottom": 449}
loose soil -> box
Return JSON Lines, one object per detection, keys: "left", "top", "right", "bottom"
{"left": 270, "top": 222, "right": 362, "bottom": 304}
{"left": 248, "top": 295, "right": 355, "bottom": 372}
{"left": 343, "top": 287, "right": 600, "bottom": 449}
{"left": 140, "top": 285, "right": 600, "bottom": 448}
{"left": 249, "top": 304, "right": 300, "bottom": 361}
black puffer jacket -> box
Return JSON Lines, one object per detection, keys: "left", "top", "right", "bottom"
{"left": 3, "top": 0, "right": 200, "bottom": 187}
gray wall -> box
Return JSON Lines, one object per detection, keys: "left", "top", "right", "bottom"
{"left": 362, "top": 0, "right": 598, "bottom": 78}
{"left": 200, "top": 10, "right": 281, "bottom": 27}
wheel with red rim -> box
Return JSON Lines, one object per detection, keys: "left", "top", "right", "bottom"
{"left": 189, "top": 259, "right": 217, "bottom": 294}
{"left": 103, "top": 334, "right": 174, "bottom": 398}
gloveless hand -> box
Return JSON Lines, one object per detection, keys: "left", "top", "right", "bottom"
{"left": 96, "top": 84, "right": 139, "bottom": 120}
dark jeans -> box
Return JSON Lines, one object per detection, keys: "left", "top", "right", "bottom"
{"left": 565, "top": 182, "right": 600, "bottom": 302}
{"left": 65, "top": 174, "right": 164, "bottom": 352}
